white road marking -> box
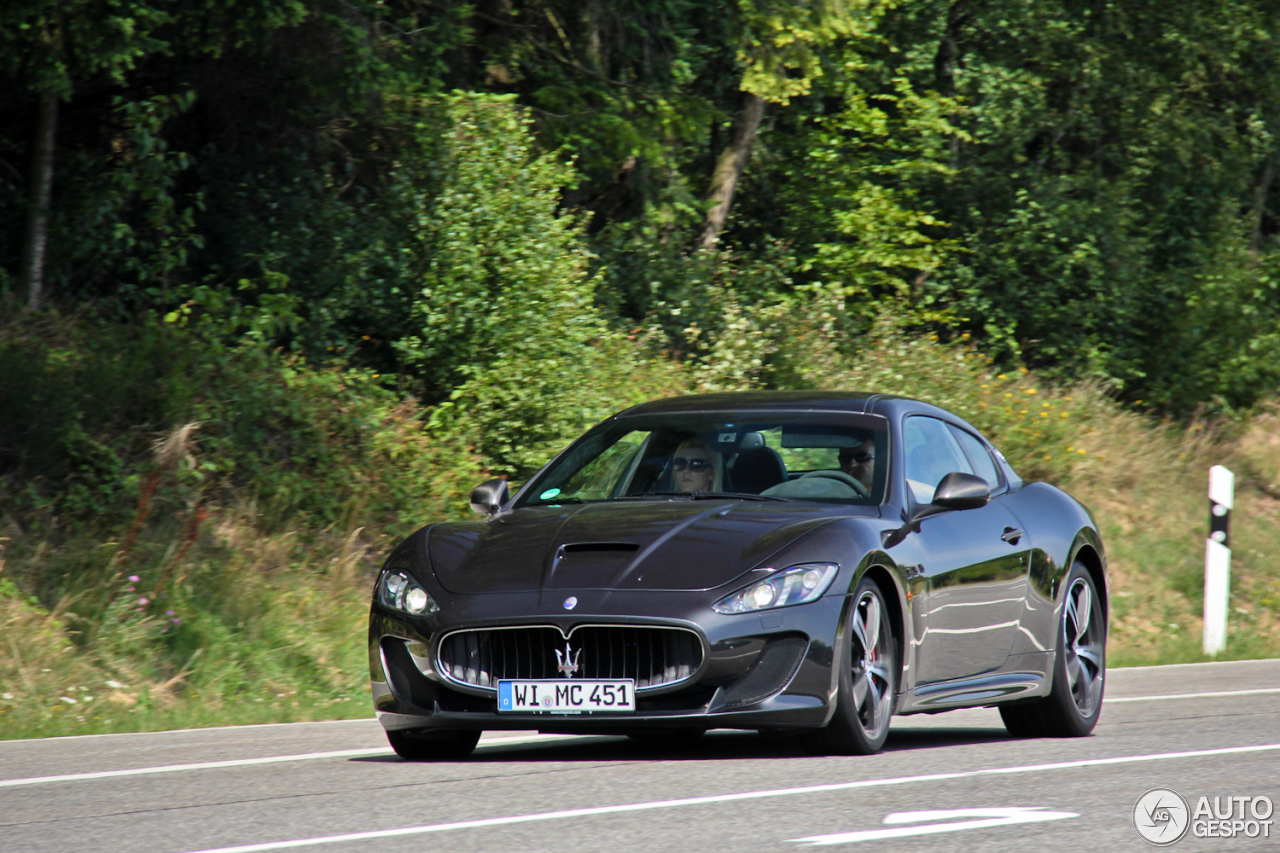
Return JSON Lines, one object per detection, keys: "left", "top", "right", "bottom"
{"left": 1106, "top": 687, "right": 1280, "bottom": 703}
{"left": 0, "top": 749, "right": 389, "bottom": 788}
{"left": 789, "top": 807, "right": 1079, "bottom": 845}
{"left": 0, "top": 733, "right": 571, "bottom": 788}
{"left": 175, "top": 743, "right": 1280, "bottom": 853}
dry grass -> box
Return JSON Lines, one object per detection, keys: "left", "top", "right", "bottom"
{"left": 1063, "top": 388, "right": 1280, "bottom": 664}
{"left": 0, "top": 510, "right": 377, "bottom": 739}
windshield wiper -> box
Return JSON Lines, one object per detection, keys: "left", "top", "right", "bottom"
{"left": 618, "top": 491, "right": 785, "bottom": 502}
{"left": 618, "top": 491, "right": 693, "bottom": 500}
{"left": 692, "top": 491, "right": 787, "bottom": 502}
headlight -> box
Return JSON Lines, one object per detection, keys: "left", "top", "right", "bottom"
{"left": 713, "top": 563, "right": 839, "bottom": 614}
{"left": 376, "top": 569, "right": 438, "bottom": 616}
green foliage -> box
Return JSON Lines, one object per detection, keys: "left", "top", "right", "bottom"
{"left": 0, "top": 316, "right": 198, "bottom": 524}
{"left": 467, "top": 0, "right": 725, "bottom": 199}
{"left": 0, "top": 0, "right": 172, "bottom": 97}
{"left": 735, "top": 0, "right": 868, "bottom": 104}
{"left": 0, "top": 87, "right": 207, "bottom": 307}
{"left": 7, "top": 0, "right": 1280, "bottom": 413}
{"left": 871, "top": 0, "right": 1280, "bottom": 410}
{"left": 767, "top": 309, "right": 1080, "bottom": 483}
{"left": 1139, "top": 237, "right": 1280, "bottom": 413}
{"left": 395, "top": 94, "right": 680, "bottom": 476}
{"left": 0, "top": 310, "right": 449, "bottom": 535}
{"left": 109, "top": 90, "right": 206, "bottom": 294}
{"left": 670, "top": 244, "right": 799, "bottom": 392}
{"left": 748, "top": 44, "right": 963, "bottom": 324}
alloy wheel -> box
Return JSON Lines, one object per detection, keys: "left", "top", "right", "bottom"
{"left": 849, "top": 588, "right": 894, "bottom": 740}
{"left": 1063, "top": 575, "right": 1104, "bottom": 718}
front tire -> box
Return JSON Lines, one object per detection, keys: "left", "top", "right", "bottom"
{"left": 386, "top": 728, "right": 481, "bottom": 760}
{"left": 1000, "top": 561, "right": 1106, "bottom": 737}
{"left": 803, "top": 576, "right": 898, "bottom": 755}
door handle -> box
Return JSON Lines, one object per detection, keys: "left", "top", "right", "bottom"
{"left": 1001, "top": 527, "right": 1024, "bottom": 545}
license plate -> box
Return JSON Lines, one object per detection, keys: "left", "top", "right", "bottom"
{"left": 497, "top": 679, "right": 635, "bottom": 713}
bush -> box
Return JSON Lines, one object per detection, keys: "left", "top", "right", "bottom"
{"left": 396, "top": 94, "right": 688, "bottom": 477}
{"left": 753, "top": 307, "right": 1077, "bottom": 483}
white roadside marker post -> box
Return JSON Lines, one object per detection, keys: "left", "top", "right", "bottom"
{"left": 1204, "top": 465, "right": 1234, "bottom": 655}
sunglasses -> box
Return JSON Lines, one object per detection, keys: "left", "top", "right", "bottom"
{"left": 672, "top": 457, "right": 712, "bottom": 472}
{"left": 839, "top": 452, "right": 875, "bottom": 464}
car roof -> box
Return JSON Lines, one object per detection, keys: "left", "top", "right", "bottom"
{"left": 613, "top": 390, "right": 953, "bottom": 421}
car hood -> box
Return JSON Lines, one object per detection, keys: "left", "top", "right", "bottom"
{"left": 426, "top": 500, "right": 852, "bottom": 594}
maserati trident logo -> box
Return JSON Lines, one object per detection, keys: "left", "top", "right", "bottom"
{"left": 555, "top": 642, "right": 582, "bottom": 676}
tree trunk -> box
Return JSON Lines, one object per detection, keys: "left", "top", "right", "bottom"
{"left": 1250, "top": 156, "right": 1275, "bottom": 254}
{"left": 933, "top": 0, "right": 966, "bottom": 159}
{"left": 700, "top": 91, "right": 765, "bottom": 251}
{"left": 19, "top": 89, "right": 58, "bottom": 311}
{"left": 933, "top": 0, "right": 966, "bottom": 97}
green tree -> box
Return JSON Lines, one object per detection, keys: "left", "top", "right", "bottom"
{"left": 2, "top": 0, "right": 171, "bottom": 308}
{"left": 0, "top": 0, "right": 315, "bottom": 309}
{"left": 701, "top": 0, "right": 869, "bottom": 249}
{"left": 868, "top": 0, "right": 1280, "bottom": 409}
{"left": 396, "top": 95, "right": 652, "bottom": 474}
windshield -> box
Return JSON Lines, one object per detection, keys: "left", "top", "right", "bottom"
{"left": 517, "top": 412, "right": 889, "bottom": 507}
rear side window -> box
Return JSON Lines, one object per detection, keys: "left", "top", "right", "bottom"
{"left": 949, "top": 425, "right": 1002, "bottom": 491}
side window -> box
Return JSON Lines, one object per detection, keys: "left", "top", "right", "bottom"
{"left": 902, "top": 416, "right": 973, "bottom": 503}
{"left": 949, "top": 426, "right": 1002, "bottom": 491}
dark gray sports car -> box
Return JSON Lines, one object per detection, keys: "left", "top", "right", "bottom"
{"left": 369, "top": 391, "right": 1107, "bottom": 759}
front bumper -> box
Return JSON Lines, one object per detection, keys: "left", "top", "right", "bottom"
{"left": 369, "top": 594, "right": 846, "bottom": 734}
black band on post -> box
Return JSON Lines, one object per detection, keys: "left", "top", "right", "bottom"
{"left": 1209, "top": 499, "right": 1231, "bottom": 549}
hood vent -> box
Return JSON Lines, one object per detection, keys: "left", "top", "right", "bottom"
{"left": 561, "top": 542, "right": 639, "bottom": 554}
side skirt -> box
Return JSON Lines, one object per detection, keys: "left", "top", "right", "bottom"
{"left": 896, "top": 652, "right": 1053, "bottom": 714}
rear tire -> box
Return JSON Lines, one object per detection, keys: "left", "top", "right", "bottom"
{"left": 803, "top": 575, "right": 897, "bottom": 755}
{"left": 386, "top": 728, "right": 481, "bottom": 760}
{"left": 1000, "top": 561, "right": 1105, "bottom": 737}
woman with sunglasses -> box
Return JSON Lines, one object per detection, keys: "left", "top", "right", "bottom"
{"left": 671, "top": 438, "right": 723, "bottom": 493}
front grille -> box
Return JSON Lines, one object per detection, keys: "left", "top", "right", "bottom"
{"left": 437, "top": 625, "right": 703, "bottom": 692}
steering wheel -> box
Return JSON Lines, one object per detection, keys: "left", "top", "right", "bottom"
{"left": 800, "top": 469, "right": 870, "bottom": 497}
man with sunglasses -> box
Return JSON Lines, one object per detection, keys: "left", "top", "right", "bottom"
{"left": 838, "top": 434, "right": 876, "bottom": 492}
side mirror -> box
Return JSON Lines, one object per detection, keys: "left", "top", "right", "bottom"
{"left": 931, "top": 471, "right": 991, "bottom": 510}
{"left": 882, "top": 472, "right": 991, "bottom": 548}
{"left": 469, "top": 478, "right": 510, "bottom": 517}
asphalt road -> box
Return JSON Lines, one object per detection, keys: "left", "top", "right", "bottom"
{"left": 2, "top": 659, "right": 1278, "bottom": 853}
